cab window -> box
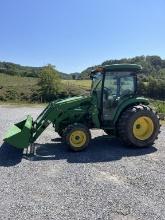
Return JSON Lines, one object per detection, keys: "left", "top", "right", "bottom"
{"left": 104, "top": 75, "right": 118, "bottom": 96}
{"left": 120, "top": 76, "right": 135, "bottom": 96}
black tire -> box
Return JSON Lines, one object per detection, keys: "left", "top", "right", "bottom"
{"left": 62, "top": 123, "right": 91, "bottom": 151}
{"left": 117, "top": 105, "right": 160, "bottom": 147}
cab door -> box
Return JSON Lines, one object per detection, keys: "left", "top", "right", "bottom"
{"left": 102, "top": 72, "right": 135, "bottom": 124}
{"left": 102, "top": 73, "right": 119, "bottom": 122}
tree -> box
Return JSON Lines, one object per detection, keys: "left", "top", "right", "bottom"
{"left": 38, "top": 64, "right": 62, "bottom": 102}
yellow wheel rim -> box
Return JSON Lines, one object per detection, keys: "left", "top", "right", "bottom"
{"left": 69, "top": 130, "right": 87, "bottom": 148}
{"left": 133, "top": 116, "right": 154, "bottom": 140}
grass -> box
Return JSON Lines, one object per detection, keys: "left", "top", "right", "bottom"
{"left": 0, "top": 73, "right": 38, "bottom": 86}
{"left": 62, "top": 80, "right": 91, "bottom": 90}
{"left": 0, "top": 73, "right": 91, "bottom": 102}
{"left": 150, "top": 99, "right": 165, "bottom": 114}
{"left": 0, "top": 73, "right": 39, "bottom": 102}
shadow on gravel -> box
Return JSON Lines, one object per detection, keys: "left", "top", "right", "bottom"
{"left": 33, "top": 136, "right": 157, "bottom": 163}
{"left": 0, "top": 142, "right": 23, "bottom": 167}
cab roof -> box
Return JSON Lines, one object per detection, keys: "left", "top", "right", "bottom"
{"left": 91, "top": 64, "right": 142, "bottom": 75}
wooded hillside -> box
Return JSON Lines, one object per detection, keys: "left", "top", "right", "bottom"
{"left": 80, "top": 56, "right": 165, "bottom": 79}
{"left": 0, "top": 62, "right": 70, "bottom": 79}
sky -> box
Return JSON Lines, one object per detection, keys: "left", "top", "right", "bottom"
{"left": 0, "top": 0, "right": 165, "bottom": 73}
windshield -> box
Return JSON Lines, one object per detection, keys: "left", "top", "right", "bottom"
{"left": 91, "top": 72, "right": 103, "bottom": 92}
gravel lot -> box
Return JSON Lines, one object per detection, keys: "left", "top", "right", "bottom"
{"left": 0, "top": 105, "right": 165, "bottom": 220}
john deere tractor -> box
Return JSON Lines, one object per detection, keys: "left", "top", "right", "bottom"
{"left": 4, "top": 64, "right": 160, "bottom": 152}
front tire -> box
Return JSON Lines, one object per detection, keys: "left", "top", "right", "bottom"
{"left": 117, "top": 105, "right": 160, "bottom": 147}
{"left": 62, "top": 123, "right": 91, "bottom": 151}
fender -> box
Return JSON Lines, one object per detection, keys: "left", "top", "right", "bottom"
{"left": 113, "top": 97, "right": 149, "bottom": 124}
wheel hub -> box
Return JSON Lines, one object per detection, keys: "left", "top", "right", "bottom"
{"left": 69, "top": 131, "right": 87, "bottom": 148}
{"left": 133, "top": 116, "right": 154, "bottom": 140}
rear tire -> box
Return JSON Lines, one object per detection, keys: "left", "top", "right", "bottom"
{"left": 117, "top": 105, "right": 160, "bottom": 147}
{"left": 62, "top": 123, "right": 91, "bottom": 151}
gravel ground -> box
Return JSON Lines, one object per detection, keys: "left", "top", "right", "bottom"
{"left": 0, "top": 105, "right": 165, "bottom": 220}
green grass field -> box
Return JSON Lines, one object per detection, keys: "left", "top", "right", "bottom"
{"left": 0, "top": 73, "right": 38, "bottom": 86}
{"left": 0, "top": 73, "right": 39, "bottom": 102}
{"left": 62, "top": 80, "right": 91, "bottom": 90}
{"left": 0, "top": 74, "right": 91, "bottom": 89}
{"left": 0, "top": 73, "right": 91, "bottom": 102}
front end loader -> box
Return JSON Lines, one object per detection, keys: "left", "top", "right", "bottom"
{"left": 4, "top": 64, "right": 160, "bottom": 153}
{"left": 4, "top": 96, "right": 94, "bottom": 150}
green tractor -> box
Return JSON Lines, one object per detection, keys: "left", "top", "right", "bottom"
{"left": 4, "top": 64, "right": 160, "bottom": 153}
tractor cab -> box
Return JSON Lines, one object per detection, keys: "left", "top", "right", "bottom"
{"left": 90, "top": 64, "right": 142, "bottom": 123}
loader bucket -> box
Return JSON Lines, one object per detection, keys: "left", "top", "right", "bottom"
{"left": 3, "top": 115, "right": 33, "bottom": 149}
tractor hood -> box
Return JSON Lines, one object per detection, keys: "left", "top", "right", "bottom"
{"left": 51, "top": 95, "right": 92, "bottom": 107}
